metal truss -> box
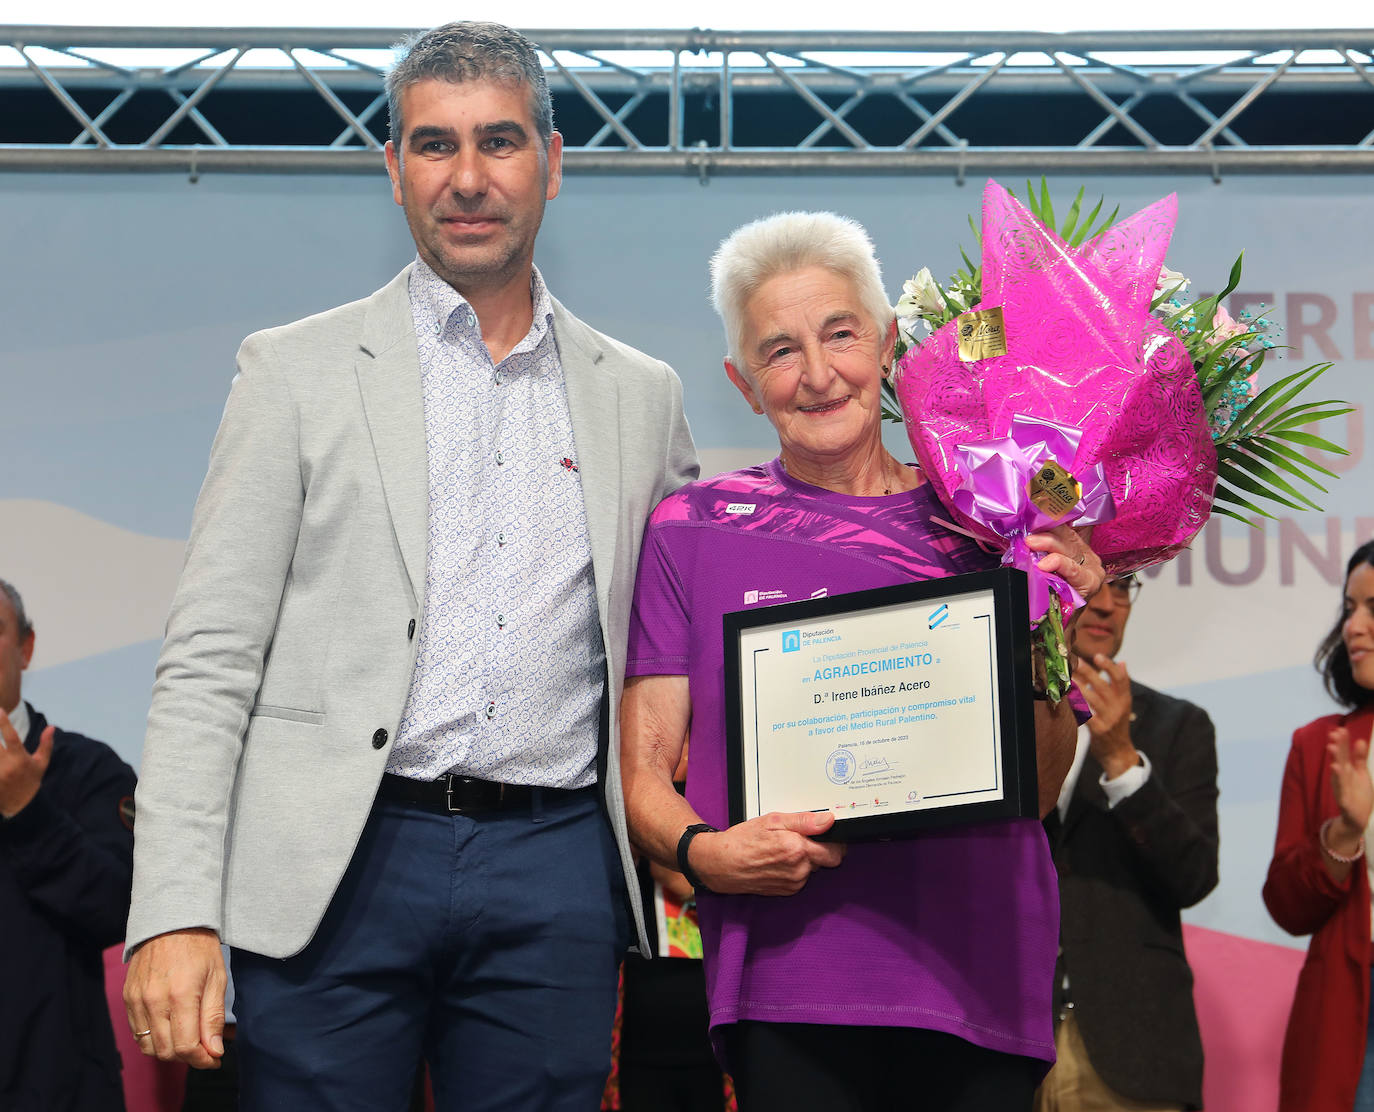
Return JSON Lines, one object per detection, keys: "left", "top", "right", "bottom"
{"left": 2, "top": 26, "right": 1373, "bottom": 176}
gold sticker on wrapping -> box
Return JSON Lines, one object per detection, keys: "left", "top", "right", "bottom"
{"left": 955, "top": 306, "right": 1008, "bottom": 362}
{"left": 1028, "top": 459, "right": 1082, "bottom": 520}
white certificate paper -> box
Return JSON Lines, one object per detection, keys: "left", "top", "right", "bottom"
{"left": 726, "top": 570, "right": 1036, "bottom": 836}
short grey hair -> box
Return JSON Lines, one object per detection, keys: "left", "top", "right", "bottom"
{"left": 386, "top": 21, "right": 554, "bottom": 147}
{"left": 0, "top": 579, "right": 32, "bottom": 639}
{"left": 710, "top": 211, "right": 895, "bottom": 368}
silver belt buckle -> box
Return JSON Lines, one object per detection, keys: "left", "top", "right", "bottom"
{"left": 443, "top": 775, "right": 507, "bottom": 812}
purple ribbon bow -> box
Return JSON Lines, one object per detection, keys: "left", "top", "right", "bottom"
{"left": 949, "top": 414, "right": 1117, "bottom": 623}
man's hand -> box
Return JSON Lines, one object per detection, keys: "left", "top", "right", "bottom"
{"left": 689, "top": 811, "right": 846, "bottom": 896}
{"left": 0, "top": 709, "right": 52, "bottom": 818}
{"left": 124, "top": 928, "right": 227, "bottom": 1069}
{"left": 1072, "top": 653, "right": 1140, "bottom": 781}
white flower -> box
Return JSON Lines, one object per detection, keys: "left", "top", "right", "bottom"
{"left": 894, "top": 268, "right": 949, "bottom": 346}
{"left": 898, "top": 268, "right": 948, "bottom": 317}
{"left": 896, "top": 313, "right": 925, "bottom": 347}
{"left": 1154, "top": 264, "right": 1190, "bottom": 303}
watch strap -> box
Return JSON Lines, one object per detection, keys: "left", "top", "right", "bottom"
{"left": 676, "top": 822, "right": 718, "bottom": 892}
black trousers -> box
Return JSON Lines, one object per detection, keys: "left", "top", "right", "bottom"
{"left": 725, "top": 1021, "right": 1043, "bottom": 1112}
{"left": 618, "top": 953, "right": 726, "bottom": 1112}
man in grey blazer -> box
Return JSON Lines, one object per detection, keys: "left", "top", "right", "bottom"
{"left": 123, "top": 22, "right": 697, "bottom": 1110}
{"left": 1036, "top": 574, "right": 1220, "bottom": 1112}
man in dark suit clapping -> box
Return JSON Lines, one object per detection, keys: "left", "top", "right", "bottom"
{"left": 1035, "top": 574, "right": 1220, "bottom": 1112}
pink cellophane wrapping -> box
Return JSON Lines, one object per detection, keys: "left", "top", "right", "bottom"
{"left": 896, "top": 180, "right": 1218, "bottom": 574}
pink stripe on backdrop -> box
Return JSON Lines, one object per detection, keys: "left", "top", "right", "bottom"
{"left": 1183, "top": 924, "right": 1305, "bottom": 1112}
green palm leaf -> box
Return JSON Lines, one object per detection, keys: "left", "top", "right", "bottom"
{"left": 1269, "top": 428, "right": 1348, "bottom": 453}
{"left": 1060, "top": 187, "right": 1086, "bottom": 243}
{"left": 1226, "top": 365, "right": 1327, "bottom": 439}
{"left": 1070, "top": 198, "right": 1106, "bottom": 246}
{"left": 1216, "top": 460, "right": 1311, "bottom": 512}
{"left": 1244, "top": 437, "right": 1338, "bottom": 483}
{"left": 1210, "top": 484, "right": 1279, "bottom": 520}
{"left": 1211, "top": 504, "right": 1262, "bottom": 525}
{"left": 1236, "top": 439, "right": 1330, "bottom": 497}
{"left": 1261, "top": 404, "right": 1354, "bottom": 434}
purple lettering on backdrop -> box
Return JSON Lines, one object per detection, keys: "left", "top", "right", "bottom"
{"left": 1278, "top": 516, "right": 1343, "bottom": 586}
{"left": 1354, "top": 293, "right": 1374, "bottom": 361}
{"left": 1145, "top": 517, "right": 1374, "bottom": 587}
{"left": 1206, "top": 520, "right": 1267, "bottom": 587}
{"left": 1143, "top": 546, "right": 1192, "bottom": 586}
{"left": 1287, "top": 293, "right": 1343, "bottom": 361}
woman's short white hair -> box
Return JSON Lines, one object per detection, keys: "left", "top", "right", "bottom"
{"left": 710, "top": 211, "right": 894, "bottom": 368}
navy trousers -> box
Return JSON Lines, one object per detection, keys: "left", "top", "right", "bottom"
{"left": 231, "top": 788, "right": 628, "bottom": 1111}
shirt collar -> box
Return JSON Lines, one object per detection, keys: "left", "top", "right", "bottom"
{"left": 409, "top": 256, "right": 555, "bottom": 353}
{"left": 529, "top": 266, "right": 554, "bottom": 342}
{"left": 8, "top": 698, "right": 30, "bottom": 746}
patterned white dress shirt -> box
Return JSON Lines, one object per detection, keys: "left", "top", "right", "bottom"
{"left": 389, "top": 259, "right": 604, "bottom": 788}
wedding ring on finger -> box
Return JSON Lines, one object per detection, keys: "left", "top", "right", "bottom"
{"left": 132, "top": 1029, "right": 152, "bottom": 1040}
{"left": 1076, "top": 554, "right": 1086, "bottom": 565}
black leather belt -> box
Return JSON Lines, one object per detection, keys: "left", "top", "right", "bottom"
{"left": 377, "top": 773, "right": 590, "bottom": 815}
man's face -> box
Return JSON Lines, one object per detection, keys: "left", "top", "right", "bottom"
{"left": 1071, "top": 578, "right": 1132, "bottom": 662}
{"left": 384, "top": 77, "right": 563, "bottom": 295}
{"left": 0, "top": 595, "right": 34, "bottom": 716}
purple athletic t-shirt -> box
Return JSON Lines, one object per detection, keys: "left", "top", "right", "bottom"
{"left": 626, "top": 459, "right": 1060, "bottom": 1065}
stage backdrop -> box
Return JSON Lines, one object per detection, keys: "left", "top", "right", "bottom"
{"left": 3, "top": 167, "right": 1371, "bottom": 1110}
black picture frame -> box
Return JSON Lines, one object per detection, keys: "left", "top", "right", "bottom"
{"left": 722, "top": 566, "right": 1038, "bottom": 841}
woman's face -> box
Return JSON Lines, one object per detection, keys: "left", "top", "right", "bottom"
{"left": 1344, "top": 562, "right": 1374, "bottom": 690}
{"left": 726, "top": 266, "right": 893, "bottom": 471}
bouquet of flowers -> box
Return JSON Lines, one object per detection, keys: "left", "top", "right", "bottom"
{"left": 887, "top": 179, "right": 1349, "bottom": 699}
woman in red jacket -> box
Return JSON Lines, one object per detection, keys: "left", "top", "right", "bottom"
{"left": 1264, "top": 539, "right": 1374, "bottom": 1112}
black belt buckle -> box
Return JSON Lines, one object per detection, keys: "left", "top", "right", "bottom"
{"left": 443, "top": 774, "right": 505, "bottom": 813}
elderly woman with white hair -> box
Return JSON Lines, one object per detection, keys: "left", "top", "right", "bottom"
{"left": 620, "top": 211, "right": 1105, "bottom": 1111}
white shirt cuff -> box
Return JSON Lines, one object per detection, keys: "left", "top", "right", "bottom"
{"left": 1100, "top": 750, "right": 1151, "bottom": 808}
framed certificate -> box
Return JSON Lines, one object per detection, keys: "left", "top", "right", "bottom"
{"left": 723, "top": 567, "right": 1037, "bottom": 841}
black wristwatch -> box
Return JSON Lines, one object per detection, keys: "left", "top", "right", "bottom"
{"left": 676, "top": 822, "right": 718, "bottom": 892}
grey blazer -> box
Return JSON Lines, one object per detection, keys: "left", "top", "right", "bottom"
{"left": 126, "top": 265, "right": 698, "bottom": 959}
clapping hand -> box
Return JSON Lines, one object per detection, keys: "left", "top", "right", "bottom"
{"left": 1327, "top": 726, "right": 1374, "bottom": 851}
{"left": 0, "top": 708, "right": 52, "bottom": 818}
{"left": 1071, "top": 654, "right": 1140, "bottom": 781}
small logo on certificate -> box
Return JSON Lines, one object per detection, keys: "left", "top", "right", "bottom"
{"left": 826, "top": 749, "right": 857, "bottom": 785}
{"left": 782, "top": 630, "right": 802, "bottom": 652}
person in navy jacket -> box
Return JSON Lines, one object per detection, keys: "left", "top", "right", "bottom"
{"left": 0, "top": 577, "right": 137, "bottom": 1111}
